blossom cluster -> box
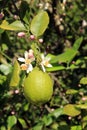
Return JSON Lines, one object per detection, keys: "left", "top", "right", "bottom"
{"left": 18, "top": 49, "right": 52, "bottom": 73}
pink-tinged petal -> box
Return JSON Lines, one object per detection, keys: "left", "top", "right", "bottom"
{"left": 18, "top": 57, "right": 25, "bottom": 62}
{"left": 24, "top": 51, "right": 29, "bottom": 59}
{"left": 17, "top": 32, "right": 25, "bottom": 37}
{"left": 28, "top": 49, "right": 35, "bottom": 59}
{"left": 30, "top": 35, "right": 35, "bottom": 40}
{"left": 29, "top": 49, "right": 34, "bottom": 54}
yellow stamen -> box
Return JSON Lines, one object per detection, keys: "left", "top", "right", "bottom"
{"left": 44, "top": 61, "right": 49, "bottom": 66}
{"left": 21, "top": 64, "right": 27, "bottom": 70}
{"left": 25, "top": 59, "right": 31, "bottom": 64}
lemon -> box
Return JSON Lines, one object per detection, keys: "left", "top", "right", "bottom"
{"left": 24, "top": 67, "right": 53, "bottom": 104}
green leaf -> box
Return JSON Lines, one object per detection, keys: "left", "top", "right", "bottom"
{"left": 7, "top": 115, "right": 17, "bottom": 129}
{"left": 50, "top": 48, "right": 77, "bottom": 64}
{"left": 80, "top": 77, "right": 87, "bottom": 85}
{"left": 46, "top": 65, "right": 65, "bottom": 72}
{"left": 82, "top": 116, "right": 87, "bottom": 129}
{"left": 30, "top": 10, "right": 49, "bottom": 37}
{"left": 50, "top": 108, "right": 63, "bottom": 118}
{"left": 73, "top": 37, "right": 83, "bottom": 50}
{"left": 18, "top": 118, "right": 28, "bottom": 129}
{"left": 42, "top": 116, "right": 53, "bottom": 126}
{"left": 0, "top": 20, "right": 26, "bottom": 31}
{"left": 0, "top": 126, "right": 6, "bottom": 130}
{"left": 63, "top": 104, "right": 81, "bottom": 117}
{"left": 71, "top": 125, "right": 82, "bottom": 130}
{"left": 66, "top": 89, "right": 78, "bottom": 95}
{"left": 0, "top": 64, "right": 12, "bottom": 75}
{"left": 33, "top": 123, "right": 43, "bottom": 130}
{"left": 10, "top": 20, "right": 26, "bottom": 30}
{"left": 9, "top": 60, "right": 20, "bottom": 87}
{"left": 50, "top": 37, "right": 83, "bottom": 64}
{"left": 75, "top": 104, "right": 87, "bottom": 109}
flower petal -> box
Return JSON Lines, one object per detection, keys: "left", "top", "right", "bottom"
{"left": 24, "top": 51, "right": 29, "bottom": 59}
{"left": 27, "top": 64, "right": 33, "bottom": 73}
{"left": 18, "top": 57, "right": 25, "bottom": 62}
{"left": 41, "top": 64, "right": 46, "bottom": 72}
{"left": 46, "top": 63, "right": 52, "bottom": 67}
{"left": 41, "top": 54, "right": 45, "bottom": 60}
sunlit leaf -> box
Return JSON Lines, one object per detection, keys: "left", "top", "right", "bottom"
{"left": 73, "top": 37, "right": 83, "bottom": 50}
{"left": 9, "top": 60, "right": 20, "bottom": 87}
{"left": 75, "top": 104, "right": 87, "bottom": 109}
{"left": 46, "top": 65, "right": 65, "bottom": 72}
{"left": 33, "top": 123, "right": 43, "bottom": 130}
{"left": 18, "top": 118, "right": 28, "bottom": 129}
{"left": 80, "top": 77, "right": 87, "bottom": 85}
{"left": 82, "top": 116, "right": 87, "bottom": 129}
{"left": 7, "top": 115, "right": 17, "bottom": 129}
{"left": 0, "top": 126, "right": 6, "bottom": 130}
{"left": 10, "top": 20, "right": 26, "bottom": 30}
{"left": 50, "top": 48, "right": 77, "bottom": 64}
{"left": 71, "top": 125, "right": 82, "bottom": 130}
{"left": 66, "top": 89, "right": 78, "bottom": 95}
{"left": 0, "top": 54, "right": 7, "bottom": 64}
{"left": 50, "top": 108, "right": 63, "bottom": 118}
{"left": 42, "top": 116, "right": 53, "bottom": 126}
{"left": 30, "top": 10, "right": 49, "bottom": 37}
{"left": 0, "top": 20, "right": 26, "bottom": 31}
{"left": 63, "top": 104, "right": 81, "bottom": 117}
{"left": 0, "top": 64, "right": 12, "bottom": 75}
{"left": 50, "top": 37, "right": 83, "bottom": 64}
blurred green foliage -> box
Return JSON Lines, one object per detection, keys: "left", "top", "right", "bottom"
{"left": 0, "top": 0, "right": 87, "bottom": 129}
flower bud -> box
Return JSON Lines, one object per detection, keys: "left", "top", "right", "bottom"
{"left": 39, "top": 38, "right": 43, "bottom": 43}
{"left": 30, "top": 35, "right": 35, "bottom": 40}
{"left": 0, "top": 12, "right": 4, "bottom": 19}
{"left": 17, "top": 32, "right": 25, "bottom": 37}
{"left": 14, "top": 89, "right": 19, "bottom": 94}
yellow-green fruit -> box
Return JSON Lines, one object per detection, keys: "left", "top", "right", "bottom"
{"left": 24, "top": 67, "right": 53, "bottom": 104}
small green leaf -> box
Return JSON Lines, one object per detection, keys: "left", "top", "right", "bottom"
{"left": 80, "top": 77, "right": 87, "bottom": 85}
{"left": 0, "top": 20, "right": 26, "bottom": 31}
{"left": 18, "top": 118, "right": 28, "bottom": 129}
{"left": 0, "top": 64, "right": 12, "bottom": 75}
{"left": 63, "top": 104, "right": 81, "bottom": 117}
{"left": 71, "top": 125, "right": 82, "bottom": 130}
{"left": 33, "top": 123, "right": 43, "bottom": 130}
{"left": 42, "top": 116, "right": 53, "bottom": 126}
{"left": 7, "top": 115, "right": 17, "bottom": 129}
{"left": 0, "top": 126, "right": 6, "bottom": 130}
{"left": 50, "top": 108, "right": 63, "bottom": 118}
{"left": 9, "top": 60, "right": 20, "bottom": 87}
{"left": 82, "top": 116, "right": 87, "bottom": 128}
{"left": 10, "top": 20, "right": 26, "bottom": 30}
{"left": 75, "top": 104, "right": 87, "bottom": 109}
{"left": 73, "top": 37, "right": 83, "bottom": 50}
{"left": 30, "top": 10, "right": 49, "bottom": 37}
{"left": 66, "top": 89, "right": 78, "bottom": 95}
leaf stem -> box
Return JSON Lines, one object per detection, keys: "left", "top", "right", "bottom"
{"left": 0, "top": 51, "right": 12, "bottom": 62}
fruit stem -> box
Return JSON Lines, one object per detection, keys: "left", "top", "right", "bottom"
{"left": 31, "top": 43, "right": 42, "bottom": 68}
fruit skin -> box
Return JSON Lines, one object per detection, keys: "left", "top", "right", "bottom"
{"left": 24, "top": 67, "right": 53, "bottom": 104}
